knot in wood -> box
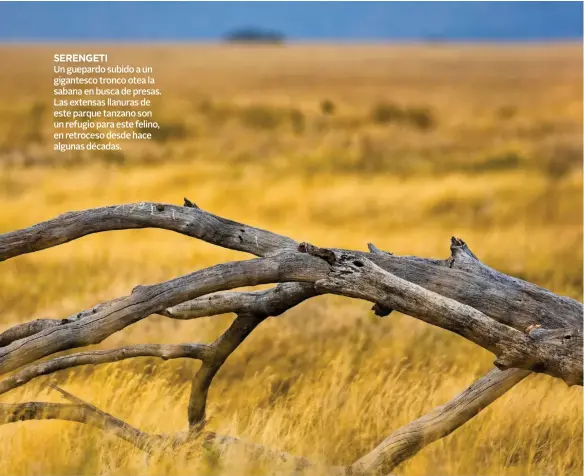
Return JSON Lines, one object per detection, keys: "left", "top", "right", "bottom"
{"left": 297, "top": 242, "right": 337, "bottom": 264}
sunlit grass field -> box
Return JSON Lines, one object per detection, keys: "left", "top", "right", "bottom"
{"left": 0, "top": 44, "right": 581, "bottom": 475}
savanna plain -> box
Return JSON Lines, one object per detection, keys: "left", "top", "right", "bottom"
{"left": 0, "top": 44, "right": 582, "bottom": 475}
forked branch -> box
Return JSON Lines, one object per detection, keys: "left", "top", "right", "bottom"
{"left": 188, "top": 313, "right": 266, "bottom": 428}
{"left": 1, "top": 244, "right": 580, "bottom": 384}
{"left": 0, "top": 368, "right": 529, "bottom": 476}
{"left": 2, "top": 202, "right": 580, "bottom": 331}
{"left": 0, "top": 199, "right": 581, "bottom": 474}
{"left": 300, "top": 243, "right": 582, "bottom": 385}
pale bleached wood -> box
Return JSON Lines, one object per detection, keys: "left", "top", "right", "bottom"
{"left": 300, "top": 244, "right": 582, "bottom": 386}
{"left": 348, "top": 368, "right": 530, "bottom": 475}
{"left": 0, "top": 285, "right": 316, "bottom": 399}
{"left": 0, "top": 201, "right": 581, "bottom": 474}
{"left": 0, "top": 343, "right": 212, "bottom": 397}
{"left": 0, "top": 202, "right": 297, "bottom": 261}
{"left": 162, "top": 283, "right": 316, "bottom": 320}
{"left": 0, "top": 319, "right": 62, "bottom": 347}
{"left": 1, "top": 202, "right": 579, "bottom": 332}
{"left": 188, "top": 313, "right": 265, "bottom": 428}
{"left": 0, "top": 245, "right": 580, "bottom": 384}
{"left": 0, "top": 284, "right": 316, "bottom": 347}
{"left": 0, "top": 384, "right": 320, "bottom": 471}
{"left": 0, "top": 252, "right": 327, "bottom": 375}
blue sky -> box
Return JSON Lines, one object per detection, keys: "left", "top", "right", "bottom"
{"left": 0, "top": 2, "right": 581, "bottom": 42}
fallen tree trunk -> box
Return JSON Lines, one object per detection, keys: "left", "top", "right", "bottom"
{"left": 0, "top": 202, "right": 579, "bottom": 331}
{"left": 0, "top": 198, "right": 580, "bottom": 474}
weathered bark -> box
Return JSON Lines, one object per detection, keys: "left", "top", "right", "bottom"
{"left": 348, "top": 368, "right": 530, "bottom": 475}
{"left": 188, "top": 313, "right": 266, "bottom": 428}
{"left": 0, "top": 202, "right": 297, "bottom": 261}
{"left": 162, "top": 283, "right": 316, "bottom": 320}
{"left": 0, "top": 284, "right": 316, "bottom": 349}
{"left": 1, "top": 203, "right": 580, "bottom": 333}
{"left": 301, "top": 244, "right": 582, "bottom": 386}
{"left": 0, "top": 200, "right": 580, "bottom": 474}
{"left": 0, "top": 319, "right": 62, "bottom": 347}
{"left": 362, "top": 248, "right": 581, "bottom": 332}
{"left": 0, "top": 343, "right": 212, "bottom": 397}
{"left": 0, "top": 252, "right": 327, "bottom": 375}
{"left": 0, "top": 284, "right": 316, "bottom": 398}
{"left": 0, "top": 244, "right": 580, "bottom": 384}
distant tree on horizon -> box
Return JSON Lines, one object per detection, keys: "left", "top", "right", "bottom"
{"left": 223, "top": 27, "right": 285, "bottom": 44}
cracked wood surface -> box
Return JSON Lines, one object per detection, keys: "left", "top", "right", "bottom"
{"left": 0, "top": 199, "right": 581, "bottom": 474}
{"left": 1, "top": 202, "right": 580, "bottom": 333}
{"left": 0, "top": 202, "right": 298, "bottom": 261}
{"left": 0, "top": 252, "right": 326, "bottom": 374}
{"left": 301, "top": 244, "right": 582, "bottom": 385}
{"left": 0, "top": 243, "right": 579, "bottom": 385}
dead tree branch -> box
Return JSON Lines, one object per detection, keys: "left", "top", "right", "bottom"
{"left": 0, "top": 200, "right": 581, "bottom": 474}
{"left": 0, "top": 284, "right": 316, "bottom": 399}
{"left": 0, "top": 367, "right": 532, "bottom": 476}
{"left": 0, "top": 387, "right": 165, "bottom": 453}
{"left": 188, "top": 313, "right": 266, "bottom": 428}
{"left": 0, "top": 319, "right": 62, "bottom": 347}
{"left": 0, "top": 384, "right": 320, "bottom": 471}
{"left": 0, "top": 252, "right": 327, "bottom": 374}
{"left": 0, "top": 343, "right": 212, "bottom": 397}
{"left": 0, "top": 283, "right": 316, "bottom": 348}
{"left": 300, "top": 244, "right": 582, "bottom": 385}
{"left": 1, "top": 203, "right": 580, "bottom": 332}
{"left": 161, "top": 283, "right": 316, "bottom": 320}
{"left": 0, "top": 245, "right": 580, "bottom": 384}
{"left": 348, "top": 367, "right": 530, "bottom": 475}
{"left": 0, "top": 202, "right": 297, "bottom": 261}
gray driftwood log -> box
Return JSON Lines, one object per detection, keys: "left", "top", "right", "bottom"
{"left": 0, "top": 199, "right": 580, "bottom": 475}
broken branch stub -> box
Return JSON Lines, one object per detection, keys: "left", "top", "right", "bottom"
{"left": 299, "top": 243, "right": 583, "bottom": 386}
{"left": 0, "top": 199, "right": 581, "bottom": 474}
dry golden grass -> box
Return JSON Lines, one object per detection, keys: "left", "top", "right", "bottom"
{"left": 0, "top": 44, "right": 581, "bottom": 475}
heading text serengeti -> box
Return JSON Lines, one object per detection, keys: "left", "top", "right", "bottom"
{"left": 54, "top": 54, "right": 108, "bottom": 63}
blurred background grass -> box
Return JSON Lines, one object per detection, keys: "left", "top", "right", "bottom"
{"left": 0, "top": 44, "right": 581, "bottom": 475}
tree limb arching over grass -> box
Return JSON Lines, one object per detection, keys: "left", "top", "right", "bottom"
{"left": 0, "top": 199, "right": 581, "bottom": 474}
